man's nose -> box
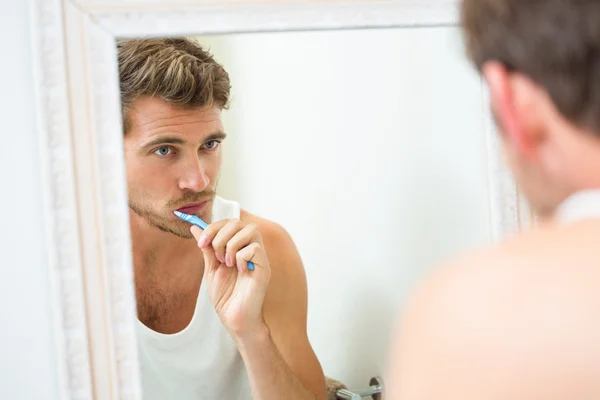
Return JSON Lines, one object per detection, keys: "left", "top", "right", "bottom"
{"left": 178, "top": 163, "right": 210, "bottom": 192}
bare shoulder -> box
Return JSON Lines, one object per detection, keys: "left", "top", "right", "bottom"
{"left": 240, "top": 209, "right": 301, "bottom": 264}
{"left": 407, "top": 220, "right": 600, "bottom": 330}
{"left": 415, "top": 219, "right": 600, "bottom": 306}
{"left": 241, "top": 209, "right": 290, "bottom": 240}
{"left": 389, "top": 220, "right": 600, "bottom": 398}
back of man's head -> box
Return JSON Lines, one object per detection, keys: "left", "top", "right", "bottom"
{"left": 460, "top": 0, "right": 600, "bottom": 217}
{"left": 117, "top": 37, "right": 231, "bottom": 133}
{"left": 462, "top": 0, "right": 600, "bottom": 133}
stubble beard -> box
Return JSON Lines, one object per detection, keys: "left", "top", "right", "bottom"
{"left": 129, "top": 190, "right": 216, "bottom": 239}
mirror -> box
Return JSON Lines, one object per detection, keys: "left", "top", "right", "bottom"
{"left": 126, "top": 28, "right": 493, "bottom": 399}
{"left": 30, "top": 1, "right": 528, "bottom": 399}
{"left": 202, "top": 25, "right": 492, "bottom": 374}
{"left": 203, "top": 25, "right": 494, "bottom": 378}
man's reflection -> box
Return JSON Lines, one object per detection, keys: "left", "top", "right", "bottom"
{"left": 119, "top": 38, "right": 327, "bottom": 400}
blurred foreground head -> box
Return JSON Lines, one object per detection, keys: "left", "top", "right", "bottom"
{"left": 461, "top": 0, "right": 600, "bottom": 219}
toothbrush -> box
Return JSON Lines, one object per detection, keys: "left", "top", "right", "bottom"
{"left": 173, "top": 210, "right": 255, "bottom": 271}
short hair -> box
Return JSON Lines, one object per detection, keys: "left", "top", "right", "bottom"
{"left": 117, "top": 37, "right": 231, "bottom": 133}
{"left": 461, "top": 0, "right": 600, "bottom": 135}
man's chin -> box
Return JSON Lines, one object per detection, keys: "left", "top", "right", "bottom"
{"left": 136, "top": 213, "right": 196, "bottom": 239}
{"left": 129, "top": 204, "right": 208, "bottom": 239}
{"left": 154, "top": 221, "right": 196, "bottom": 239}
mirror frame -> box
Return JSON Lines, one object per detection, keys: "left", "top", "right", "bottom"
{"left": 29, "top": 0, "right": 531, "bottom": 398}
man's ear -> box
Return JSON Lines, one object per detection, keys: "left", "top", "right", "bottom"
{"left": 482, "top": 61, "right": 538, "bottom": 161}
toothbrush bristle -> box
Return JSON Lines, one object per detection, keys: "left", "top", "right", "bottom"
{"left": 175, "top": 211, "right": 195, "bottom": 222}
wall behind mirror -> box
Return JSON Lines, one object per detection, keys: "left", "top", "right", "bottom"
{"left": 194, "top": 26, "right": 492, "bottom": 387}
{"left": 0, "top": 1, "right": 58, "bottom": 399}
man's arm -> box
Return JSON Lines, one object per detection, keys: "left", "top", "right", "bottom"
{"left": 238, "top": 212, "right": 327, "bottom": 400}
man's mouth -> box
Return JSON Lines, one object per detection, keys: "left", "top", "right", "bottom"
{"left": 176, "top": 201, "right": 208, "bottom": 215}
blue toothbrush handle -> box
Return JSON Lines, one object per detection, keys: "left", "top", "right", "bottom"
{"left": 174, "top": 210, "right": 254, "bottom": 271}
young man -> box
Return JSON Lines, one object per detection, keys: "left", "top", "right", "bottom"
{"left": 118, "top": 38, "right": 327, "bottom": 400}
{"left": 386, "top": 1, "right": 600, "bottom": 398}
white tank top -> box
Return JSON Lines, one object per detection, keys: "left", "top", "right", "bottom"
{"left": 555, "top": 189, "right": 600, "bottom": 223}
{"left": 136, "top": 196, "right": 252, "bottom": 400}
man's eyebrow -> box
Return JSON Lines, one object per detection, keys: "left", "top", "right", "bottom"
{"left": 204, "top": 131, "right": 227, "bottom": 142}
{"left": 139, "top": 131, "right": 227, "bottom": 150}
{"left": 140, "top": 136, "right": 186, "bottom": 150}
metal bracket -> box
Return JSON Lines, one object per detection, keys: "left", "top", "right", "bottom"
{"left": 336, "top": 376, "right": 384, "bottom": 399}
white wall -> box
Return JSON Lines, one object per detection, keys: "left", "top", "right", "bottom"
{"left": 0, "top": 0, "right": 58, "bottom": 398}
{"left": 199, "top": 27, "right": 492, "bottom": 389}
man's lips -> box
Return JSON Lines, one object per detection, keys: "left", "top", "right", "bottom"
{"left": 176, "top": 201, "right": 208, "bottom": 214}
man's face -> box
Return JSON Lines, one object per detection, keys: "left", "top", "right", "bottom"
{"left": 124, "top": 96, "right": 225, "bottom": 238}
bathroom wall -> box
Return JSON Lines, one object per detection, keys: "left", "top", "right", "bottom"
{"left": 0, "top": 1, "right": 58, "bottom": 398}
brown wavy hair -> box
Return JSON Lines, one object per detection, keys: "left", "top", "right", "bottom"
{"left": 117, "top": 37, "right": 231, "bottom": 133}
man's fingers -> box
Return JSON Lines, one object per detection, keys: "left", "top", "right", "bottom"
{"left": 235, "top": 242, "right": 263, "bottom": 274}
{"left": 194, "top": 219, "right": 230, "bottom": 265}
{"left": 198, "top": 242, "right": 220, "bottom": 275}
{"left": 193, "top": 219, "right": 265, "bottom": 273}
{"left": 225, "top": 223, "right": 258, "bottom": 269}
{"left": 191, "top": 224, "right": 224, "bottom": 274}
{"left": 212, "top": 220, "right": 244, "bottom": 267}
{"left": 190, "top": 225, "right": 203, "bottom": 241}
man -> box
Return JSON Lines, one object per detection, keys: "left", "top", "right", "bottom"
{"left": 386, "top": 1, "right": 600, "bottom": 399}
{"left": 118, "top": 38, "right": 327, "bottom": 399}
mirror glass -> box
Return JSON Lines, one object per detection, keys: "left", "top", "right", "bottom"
{"left": 122, "top": 26, "right": 492, "bottom": 398}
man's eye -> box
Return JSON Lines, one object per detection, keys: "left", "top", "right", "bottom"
{"left": 154, "top": 146, "right": 173, "bottom": 156}
{"left": 204, "top": 140, "right": 220, "bottom": 150}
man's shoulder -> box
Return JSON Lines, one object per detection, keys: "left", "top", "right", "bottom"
{"left": 239, "top": 209, "right": 293, "bottom": 248}
{"left": 239, "top": 208, "right": 303, "bottom": 276}
{"left": 393, "top": 220, "right": 600, "bottom": 397}
{"left": 239, "top": 209, "right": 307, "bottom": 313}
{"left": 433, "top": 218, "right": 600, "bottom": 287}
{"left": 402, "top": 219, "right": 600, "bottom": 349}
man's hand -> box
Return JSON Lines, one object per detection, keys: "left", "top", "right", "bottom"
{"left": 194, "top": 214, "right": 326, "bottom": 399}
{"left": 191, "top": 220, "right": 271, "bottom": 340}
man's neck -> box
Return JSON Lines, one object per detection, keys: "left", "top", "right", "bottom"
{"left": 129, "top": 211, "right": 204, "bottom": 288}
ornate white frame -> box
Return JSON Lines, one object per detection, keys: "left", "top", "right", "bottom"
{"left": 29, "top": 0, "right": 530, "bottom": 398}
